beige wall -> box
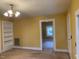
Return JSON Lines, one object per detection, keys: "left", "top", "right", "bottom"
{"left": 13, "top": 13, "right": 68, "bottom": 49}
{"left": 68, "top": 0, "right": 79, "bottom": 59}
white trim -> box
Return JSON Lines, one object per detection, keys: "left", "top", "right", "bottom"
{"left": 14, "top": 46, "right": 42, "bottom": 50}
{"left": 75, "top": 9, "right": 79, "bottom": 15}
{"left": 39, "top": 19, "right": 56, "bottom": 51}
{"left": 55, "top": 49, "right": 69, "bottom": 52}
{"left": 14, "top": 46, "right": 69, "bottom": 52}
{"left": 14, "top": 46, "right": 68, "bottom": 52}
{"left": 67, "top": 14, "right": 72, "bottom": 56}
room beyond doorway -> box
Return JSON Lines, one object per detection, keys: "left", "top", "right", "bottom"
{"left": 40, "top": 19, "right": 56, "bottom": 53}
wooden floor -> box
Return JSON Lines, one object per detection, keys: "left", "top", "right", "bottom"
{"left": 0, "top": 49, "right": 69, "bottom": 59}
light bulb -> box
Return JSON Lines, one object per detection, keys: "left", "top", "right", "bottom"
{"left": 3, "top": 12, "right": 8, "bottom": 17}
{"left": 8, "top": 10, "right": 13, "bottom": 14}
{"left": 15, "top": 11, "right": 20, "bottom": 17}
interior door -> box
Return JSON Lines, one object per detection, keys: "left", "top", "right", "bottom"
{"left": 67, "top": 15, "right": 72, "bottom": 56}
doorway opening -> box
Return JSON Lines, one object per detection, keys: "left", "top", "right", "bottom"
{"left": 75, "top": 9, "right": 79, "bottom": 59}
{"left": 40, "top": 19, "right": 56, "bottom": 53}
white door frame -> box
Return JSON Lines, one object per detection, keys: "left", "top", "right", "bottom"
{"left": 75, "top": 9, "right": 79, "bottom": 59}
{"left": 67, "top": 14, "right": 72, "bottom": 58}
{"left": 40, "top": 19, "right": 56, "bottom": 51}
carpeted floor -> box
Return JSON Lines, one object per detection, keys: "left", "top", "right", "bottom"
{"left": 0, "top": 49, "right": 70, "bottom": 59}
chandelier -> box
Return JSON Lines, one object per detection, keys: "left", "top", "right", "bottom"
{"left": 3, "top": 4, "right": 20, "bottom": 17}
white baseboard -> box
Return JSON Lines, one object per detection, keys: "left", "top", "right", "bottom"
{"left": 14, "top": 46, "right": 42, "bottom": 51}
{"left": 55, "top": 49, "right": 69, "bottom": 52}
{"left": 14, "top": 46, "right": 68, "bottom": 52}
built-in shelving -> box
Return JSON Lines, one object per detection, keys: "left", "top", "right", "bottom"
{"left": 2, "top": 21, "right": 14, "bottom": 52}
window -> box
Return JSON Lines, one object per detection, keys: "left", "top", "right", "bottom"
{"left": 46, "top": 26, "right": 53, "bottom": 36}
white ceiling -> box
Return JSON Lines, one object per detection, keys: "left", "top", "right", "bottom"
{"left": 0, "top": 0, "right": 70, "bottom": 16}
